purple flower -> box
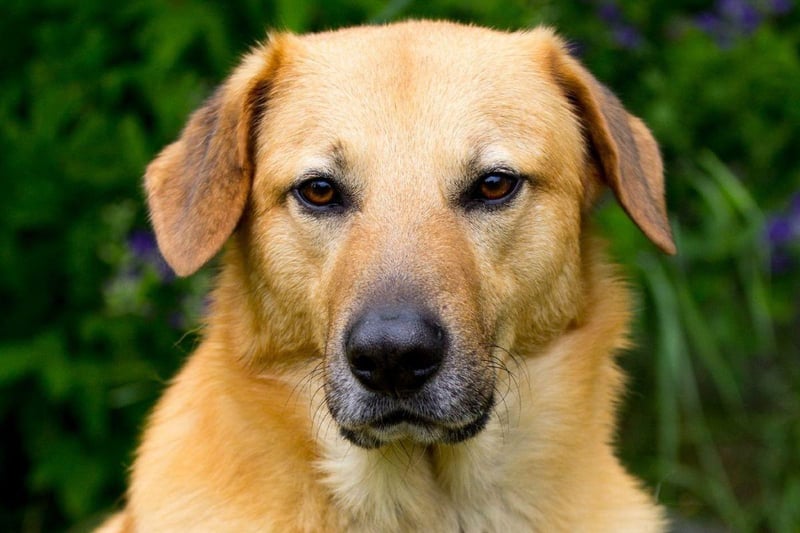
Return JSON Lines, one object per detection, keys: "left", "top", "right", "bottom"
{"left": 768, "top": 0, "right": 793, "bottom": 15}
{"left": 612, "top": 25, "right": 644, "bottom": 49}
{"left": 765, "top": 192, "right": 800, "bottom": 274}
{"left": 767, "top": 217, "right": 794, "bottom": 245}
{"left": 591, "top": 0, "right": 645, "bottom": 50}
{"left": 695, "top": 12, "right": 723, "bottom": 35}
{"left": 790, "top": 193, "right": 800, "bottom": 217}
{"left": 695, "top": 0, "right": 792, "bottom": 47}
{"left": 720, "top": 0, "right": 763, "bottom": 31}
{"left": 128, "top": 230, "right": 158, "bottom": 259}
{"left": 597, "top": 3, "right": 622, "bottom": 23}
{"left": 127, "top": 230, "right": 174, "bottom": 281}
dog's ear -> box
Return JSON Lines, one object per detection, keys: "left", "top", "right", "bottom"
{"left": 144, "top": 41, "right": 287, "bottom": 276}
{"left": 549, "top": 46, "right": 676, "bottom": 255}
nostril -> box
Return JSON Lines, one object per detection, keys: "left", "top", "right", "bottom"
{"left": 401, "top": 350, "right": 440, "bottom": 377}
{"left": 351, "top": 355, "right": 377, "bottom": 373}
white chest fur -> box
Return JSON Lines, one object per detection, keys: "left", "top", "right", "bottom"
{"left": 317, "top": 413, "right": 539, "bottom": 533}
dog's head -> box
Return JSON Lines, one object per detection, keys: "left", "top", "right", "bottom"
{"left": 144, "top": 21, "right": 674, "bottom": 449}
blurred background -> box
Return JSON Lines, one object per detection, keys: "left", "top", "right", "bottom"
{"left": 1, "top": 0, "right": 798, "bottom": 531}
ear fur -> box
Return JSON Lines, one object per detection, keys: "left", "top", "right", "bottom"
{"left": 144, "top": 38, "right": 287, "bottom": 276}
{"left": 549, "top": 43, "right": 676, "bottom": 255}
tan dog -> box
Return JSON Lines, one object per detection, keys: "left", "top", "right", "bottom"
{"left": 99, "top": 20, "right": 675, "bottom": 532}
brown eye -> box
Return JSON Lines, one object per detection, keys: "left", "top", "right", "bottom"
{"left": 296, "top": 178, "right": 341, "bottom": 209}
{"left": 472, "top": 172, "right": 521, "bottom": 204}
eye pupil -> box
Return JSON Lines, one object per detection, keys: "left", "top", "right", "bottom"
{"left": 478, "top": 174, "right": 515, "bottom": 201}
{"left": 299, "top": 179, "right": 336, "bottom": 206}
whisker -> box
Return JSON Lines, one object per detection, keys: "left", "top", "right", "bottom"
{"left": 491, "top": 381, "right": 512, "bottom": 442}
{"left": 485, "top": 344, "right": 527, "bottom": 430}
{"left": 489, "top": 344, "right": 530, "bottom": 391}
{"left": 311, "top": 385, "right": 331, "bottom": 443}
{"left": 287, "top": 359, "right": 325, "bottom": 407}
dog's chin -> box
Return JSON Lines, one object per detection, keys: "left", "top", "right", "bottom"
{"left": 337, "top": 404, "right": 494, "bottom": 449}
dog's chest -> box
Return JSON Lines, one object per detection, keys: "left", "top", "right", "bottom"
{"left": 317, "top": 422, "right": 537, "bottom": 533}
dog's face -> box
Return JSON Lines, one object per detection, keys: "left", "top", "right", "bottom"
{"left": 144, "top": 22, "right": 674, "bottom": 449}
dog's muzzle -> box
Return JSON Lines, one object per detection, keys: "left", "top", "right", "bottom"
{"left": 325, "top": 302, "right": 495, "bottom": 449}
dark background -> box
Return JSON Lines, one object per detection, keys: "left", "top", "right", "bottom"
{"left": 1, "top": 0, "right": 798, "bottom": 531}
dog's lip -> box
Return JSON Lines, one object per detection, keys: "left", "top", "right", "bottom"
{"left": 369, "top": 410, "right": 438, "bottom": 429}
{"left": 343, "top": 392, "right": 496, "bottom": 433}
{"left": 353, "top": 408, "right": 486, "bottom": 432}
{"left": 338, "top": 405, "right": 494, "bottom": 449}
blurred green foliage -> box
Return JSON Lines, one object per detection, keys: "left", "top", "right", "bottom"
{"left": 1, "top": 0, "right": 798, "bottom": 531}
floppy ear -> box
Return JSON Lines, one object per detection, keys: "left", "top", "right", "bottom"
{"left": 144, "top": 43, "right": 284, "bottom": 276}
{"left": 550, "top": 48, "right": 676, "bottom": 255}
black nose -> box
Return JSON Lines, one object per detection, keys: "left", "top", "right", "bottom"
{"left": 345, "top": 305, "right": 445, "bottom": 397}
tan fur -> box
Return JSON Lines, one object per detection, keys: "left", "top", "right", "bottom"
{"left": 99, "top": 21, "right": 674, "bottom": 532}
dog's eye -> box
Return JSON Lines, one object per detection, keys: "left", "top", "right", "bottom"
{"left": 295, "top": 178, "right": 342, "bottom": 209}
{"left": 469, "top": 172, "right": 521, "bottom": 205}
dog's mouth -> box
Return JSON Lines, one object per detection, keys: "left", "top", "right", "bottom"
{"left": 336, "top": 397, "right": 495, "bottom": 449}
{"left": 324, "top": 299, "right": 497, "bottom": 449}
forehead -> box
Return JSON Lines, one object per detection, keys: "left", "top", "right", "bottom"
{"left": 257, "top": 22, "right": 582, "bottom": 181}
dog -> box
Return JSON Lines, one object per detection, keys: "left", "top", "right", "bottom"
{"left": 98, "top": 20, "right": 676, "bottom": 532}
